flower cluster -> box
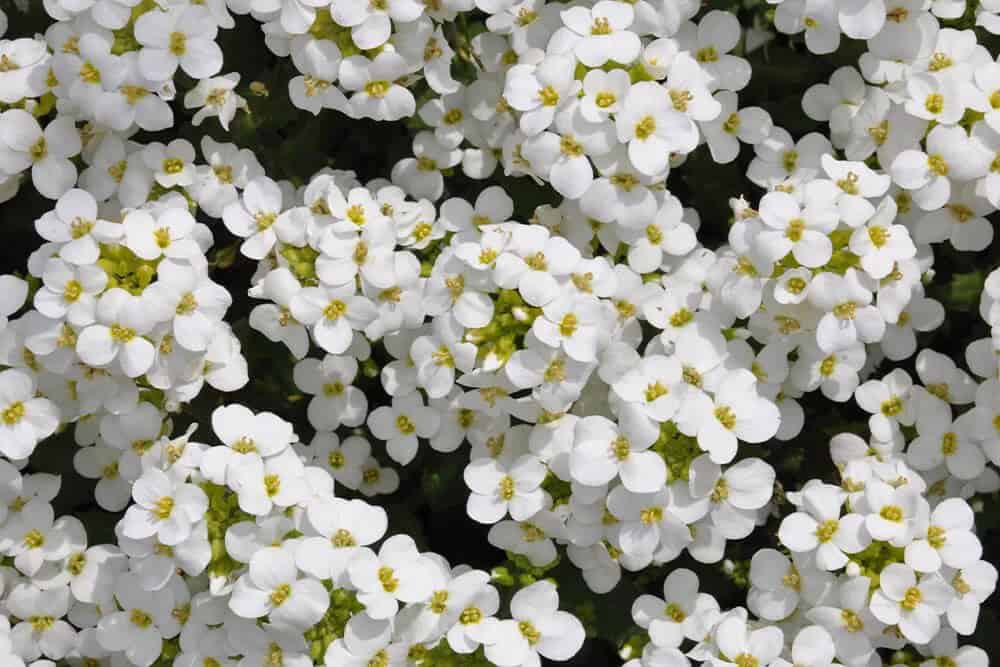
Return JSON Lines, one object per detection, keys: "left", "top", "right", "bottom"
{"left": 0, "top": 0, "right": 998, "bottom": 665}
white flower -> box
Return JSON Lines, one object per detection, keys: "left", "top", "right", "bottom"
{"left": 289, "top": 36, "right": 347, "bottom": 116}
{"left": 291, "top": 284, "right": 377, "bottom": 354}
{"left": 677, "top": 369, "right": 780, "bottom": 464}
{"left": 0, "top": 110, "right": 80, "bottom": 199}
{"left": 464, "top": 453, "right": 548, "bottom": 524}
{"left": 570, "top": 413, "right": 664, "bottom": 493}
{"left": 754, "top": 189, "right": 837, "bottom": 268}
{"left": 772, "top": 626, "right": 837, "bottom": 667}
{"left": 616, "top": 81, "right": 698, "bottom": 176}
{"left": 367, "top": 392, "right": 440, "bottom": 465}
{"left": 184, "top": 72, "right": 247, "bottom": 130}
{"left": 747, "top": 549, "right": 831, "bottom": 622}
{"left": 0, "top": 368, "right": 59, "bottom": 460}
{"left": 6, "top": 583, "right": 76, "bottom": 661}
{"left": 778, "top": 482, "right": 869, "bottom": 570}
{"left": 229, "top": 546, "right": 329, "bottom": 630}
{"left": 296, "top": 496, "right": 386, "bottom": 582}
{"left": 340, "top": 52, "right": 416, "bottom": 121}
{"left": 863, "top": 479, "right": 923, "bottom": 547}
{"left": 559, "top": 1, "right": 641, "bottom": 67}
{"left": 294, "top": 355, "right": 368, "bottom": 431}
{"left": 810, "top": 269, "right": 884, "bottom": 353}
{"left": 229, "top": 449, "right": 307, "bottom": 516}
{"left": 0, "top": 37, "right": 49, "bottom": 104}
{"left": 120, "top": 468, "right": 208, "bottom": 546}
{"left": 142, "top": 139, "right": 197, "bottom": 189}
{"left": 77, "top": 288, "right": 157, "bottom": 378}
{"left": 631, "top": 568, "right": 709, "bottom": 648}
{"left": 709, "top": 614, "right": 783, "bottom": 667}
{"left": 485, "top": 581, "right": 585, "bottom": 667}
{"left": 870, "top": 563, "right": 954, "bottom": 644}
{"left": 850, "top": 196, "right": 915, "bottom": 279}
{"left": 348, "top": 535, "right": 434, "bottom": 619}
{"left": 504, "top": 55, "right": 579, "bottom": 136}
{"left": 97, "top": 573, "right": 174, "bottom": 667}
{"left": 134, "top": 5, "right": 223, "bottom": 81}
{"left": 0, "top": 273, "right": 28, "bottom": 332}
{"left": 905, "top": 498, "right": 983, "bottom": 573}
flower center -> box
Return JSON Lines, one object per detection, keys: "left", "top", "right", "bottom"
{"left": 163, "top": 158, "right": 184, "bottom": 174}
{"left": 941, "top": 432, "right": 957, "bottom": 456}
{"left": 323, "top": 300, "right": 347, "bottom": 320}
{"left": 927, "top": 153, "right": 948, "bottom": 176}
{"left": 901, "top": 586, "right": 922, "bottom": 610}
{"left": 518, "top": 620, "right": 541, "bottom": 645}
{"left": 538, "top": 85, "right": 560, "bottom": 107}
{"left": 365, "top": 80, "right": 390, "bottom": 98}
{"left": 396, "top": 415, "right": 416, "bottom": 434}
{"left": 634, "top": 115, "right": 656, "bottom": 140}
{"left": 591, "top": 17, "right": 611, "bottom": 34}
{"left": 169, "top": 32, "right": 186, "bottom": 56}
{"left": 815, "top": 518, "right": 839, "bottom": 543}
{"left": 332, "top": 528, "right": 356, "bottom": 547}
{"left": 23, "top": 528, "right": 45, "bottom": 549}
{"left": 785, "top": 218, "right": 805, "bottom": 242}
{"left": 30, "top": 136, "right": 47, "bottom": 162}
{"left": 611, "top": 435, "right": 630, "bottom": 461}
{"left": 665, "top": 602, "right": 685, "bottom": 622}
{"left": 152, "top": 496, "right": 174, "bottom": 520}
{"left": 696, "top": 46, "right": 719, "bottom": 62}
{"left": 263, "top": 473, "right": 281, "bottom": 497}
{"left": 499, "top": 475, "right": 516, "bottom": 500}
{"left": 2, "top": 401, "right": 26, "bottom": 425}
{"left": 559, "top": 313, "right": 578, "bottom": 337}
{"left": 640, "top": 506, "right": 662, "bottom": 524}
{"left": 460, "top": 606, "right": 482, "bottom": 624}
{"left": 833, "top": 302, "right": 856, "bottom": 320}
{"left": 924, "top": 93, "right": 944, "bottom": 115}
{"left": 378, "top": 566, "right": 399, "bottom": 592}
{"left": 880, "top": 504, "right": 903, "bottom": 522}
{"left": 270, "top": 583, "right": 291, "bottom": 607}
{"left": 714, "top": 405, "right": 736, "bottom": 430}
{"left": 130, "top": 608, "right": 153, "bottom": 628}
{"left": 110, "top": 323, "right": 136, "bottom": 342}
{"left": 868, "top": 225, "right": 889, "bottom": 247}
{"left": 79, "top": 62, "right": 101, "bottom": 84}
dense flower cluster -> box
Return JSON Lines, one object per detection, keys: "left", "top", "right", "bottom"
{"left": 0, "top": 0, "right": 998, "bottom": 665}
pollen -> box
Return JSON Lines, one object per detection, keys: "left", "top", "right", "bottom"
{"left": 168, "top": 31, "right": 187, "bottom": 56}
{"left": 364, "top": 80, "right": 390, "bottom": 98}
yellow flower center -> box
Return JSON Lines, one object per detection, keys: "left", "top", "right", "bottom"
{"left": 538, "top": 85, "right": 560, "bottom": 107}
{"left": 815, "top": 518, "right": 839, "bottom": 543}
{"left": 2, "top": 401, "right": 25, "bottom": 426}
{"left": 634, "top": 115, "right": 656, "bottom": 140}
{"left": 880, "top": 504, "right": 903, "bottom": 522}
{"left": 924, "top": 93, "right": 944, "bottom": 115}
{"left": 378, "top": 566, "right": 399, "bottom": 592}
{"left": 270, "top": 583, "right": 292, "bottom": 607}
{"left": 365, "top": 80, "right": 390, "bottom": 98}
{"left": 396, "top": 415, "right": 416, "bottom": 434}
{"left": 153, "top": 496, "right": 174, "bottom": 520}
{"left": 595, "top": 91, "right": 616, "bottom": 108}
{"left": 714, "top": 405, "right": 736, "bottom": 430}
{"left": 901, "top": 586, "right": 922, "bottom": 610}
{"left": 264, "top": 473, "right": 281, "bottom": 497}
{"left": 499, "top": 475, "right": 516, "bottom": 501}
{"left": 130, "top": 608, "right": 153, "bottom": 628}
{"left": 169, "top": 32, "right": 186, "bottom": 56}
{"left": 323, "top": 300, "right": 347, "bottom": 320}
